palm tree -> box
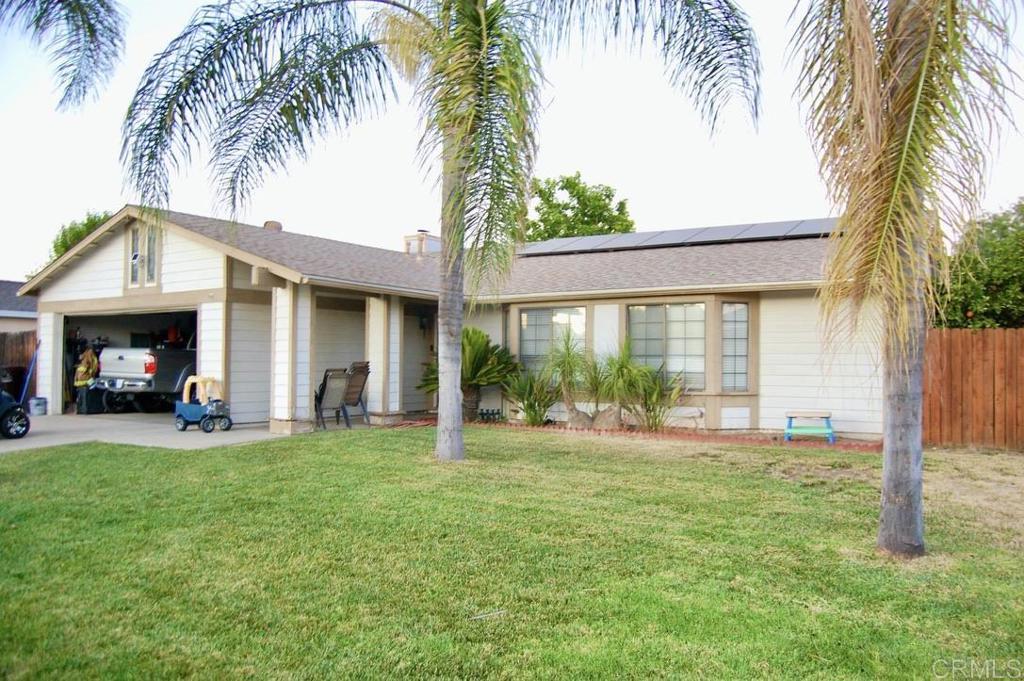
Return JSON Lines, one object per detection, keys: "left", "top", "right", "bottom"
{"left": 793, "top": 0, "right": 1016, "bottom": 556}
{"left": 121, "top": 0, "right": 761, "bottom": 462}
{"left": 0, "top": 0, "right": 126, "bottom": 108}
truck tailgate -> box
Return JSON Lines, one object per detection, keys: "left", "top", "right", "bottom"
{"left": 99, "top": 348, "right": 151, "bottom": 379}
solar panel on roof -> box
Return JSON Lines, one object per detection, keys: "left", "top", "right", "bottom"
{"left": 597, "top": 231, "right": 661, "bottom": 250}
{"left": 638, "top": 228, "right": 706, "bottom": 248}
{"left": 547, "top": 233, "right": 617, "bottom": 252}
{"left": 691, "top": 224, "right": 753, "bottom": 243}
{"left": 517, "top": 236, "right": 584, "bottom": 255}
{"left": 516, "top": 218, "right": 837, "bottom": 257}
{"left": 571, "top": 234, "right": 625, "bottom": 251}
{"left": 784, "top": 218, "right": 836, "bottom": 237}
{"left": 736, "top": 221, "right": 800, "bottom": 240}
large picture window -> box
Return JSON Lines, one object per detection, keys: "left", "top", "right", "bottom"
{"left": 722, "top": 302, "right": 749, "bottom": 391}
{"left": 628, "top": 303, "right": 705, "bottom": 390}
{"left": 519, "top": 307, "right": 585, "bottom": 371}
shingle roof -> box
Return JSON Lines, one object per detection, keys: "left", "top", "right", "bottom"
{"left": 159, "top": 208, "right": 829, "bottom": 299}
{"left": 0, "top": 280, "right": 36, "bottom": 314}
{"left": 497, "top": 237, "right": 829, "bottom": 296}
{"left": 160, "top": 209, "right": 441, "bottom": 295}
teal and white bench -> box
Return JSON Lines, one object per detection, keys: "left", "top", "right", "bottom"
{"left": 784, "top": 410, "right": 836, "bottom": 444}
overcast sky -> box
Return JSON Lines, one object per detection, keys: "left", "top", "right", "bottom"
{"left": 1, "top": 2, "right": 1021, "bottom": 281}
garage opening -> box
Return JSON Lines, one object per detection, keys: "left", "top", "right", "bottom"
{"left": 63, "top": 310, "right": 198, "bottom": 414}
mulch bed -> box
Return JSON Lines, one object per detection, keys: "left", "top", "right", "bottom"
{"left": 394, "top": 416, "right": 883, "bottom": 453}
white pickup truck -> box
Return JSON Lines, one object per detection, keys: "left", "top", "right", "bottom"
{"left": 96, "top": 334, "right": 197, "bottom": 412}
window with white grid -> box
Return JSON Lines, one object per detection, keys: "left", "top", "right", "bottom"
{"left": 628, "top": 303, "right": 705, "bottom": 390}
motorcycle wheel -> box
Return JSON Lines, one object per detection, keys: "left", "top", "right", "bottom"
{"left": 0, "top": 407, "right": 30, "bottom": 439}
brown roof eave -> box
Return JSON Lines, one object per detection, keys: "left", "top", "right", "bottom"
{"left": 478, "top": 279, "right": 823, "bottom": 304}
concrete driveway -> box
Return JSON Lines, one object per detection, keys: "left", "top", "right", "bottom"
{"left": 0, "top": 413, "right": 285, "bottom": 454}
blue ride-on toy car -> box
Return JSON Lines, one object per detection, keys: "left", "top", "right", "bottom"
{"left": 174, "top": 376, "right": 232, "bottom": 433}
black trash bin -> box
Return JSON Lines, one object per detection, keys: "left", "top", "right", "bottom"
{"left": 76, "top": 387, "right": 107, "bottom": 415}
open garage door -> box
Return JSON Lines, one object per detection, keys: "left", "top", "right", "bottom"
{"left": 64, "top": 310, "right": 197, "bottom": 414}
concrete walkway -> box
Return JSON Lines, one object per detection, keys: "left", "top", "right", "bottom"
{"left": 0, "top": 413, "right": 285, "bottom": 454}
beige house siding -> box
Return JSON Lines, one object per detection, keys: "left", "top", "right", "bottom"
{"left": 228, "top": 302, "right": 272, "bottom": 423}
{"left": 39, "top": 232, "right": 123, "bottom": 303}
{"left": 313, "top": 303, "right": 366, "bottom": 381}
{"left": 759, "top": 290, "right": 882, "bottom": 436}
{"left": 388, "top": 295, "right": 402, "bottom": 412}
{"left": 402, "top": 309, "right": 433, "bottom": 412}
{"left": 197, "top": 302, "right": 226, "bottom": 382}
{"left": 35, "top": 312, "right": 63, "bottom": 412}
{"left": 162, "top": 230, "right": 226, "bottom": 293}
{"left": 294, "top": 285, "right": 314, "bottom": 421}
{"left": 465, "top": 306, "right": 505, "bottom": 412}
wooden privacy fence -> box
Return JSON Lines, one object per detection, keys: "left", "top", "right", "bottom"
{"left": 923, "top": 328, "right": 1024, "bottom": 450}
{"left": 0, "top": 330, "right": 38, "bottom": 400}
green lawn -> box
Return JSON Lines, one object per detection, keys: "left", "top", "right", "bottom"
{"left": 1, "top": 428, "right": 1021, "bottom": 679}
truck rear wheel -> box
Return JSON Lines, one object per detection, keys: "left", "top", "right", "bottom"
{"left": 103, "top": 391, "right": 135, "bottom": 414}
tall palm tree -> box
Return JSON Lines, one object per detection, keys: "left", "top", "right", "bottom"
{"left": 121, "top": 0, "right": 761, "bottom": 462}
{"left": 0, "top": 0, "right": 125, "bottom": 108}
{"left": 793, "top": 0, "right": 1016, "bottom": 556}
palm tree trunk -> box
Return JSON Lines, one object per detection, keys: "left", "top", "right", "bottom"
{"left": 878, "top": 275, "right": 927, "bottom": 557}
{"left": 876, "top": 0, "right": 927, "bottom": 557}
{"left": 435, "top": 133, "right": 465, "bottom": 462}
{"left": 878, "top": 318, "right": 926, "bottom": 556}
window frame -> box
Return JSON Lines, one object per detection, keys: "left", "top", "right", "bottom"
{"left": 721, "top": 301, "right": 750, "bottom": 392}
{"left": 145, "top": 226, "right": 158, "bottom": 284}
{"left": 126, "top": 223, "right": 159, "bottom": 289}
{"left": 128, "top": 226, "right": 141, "bottom": 286}
{"left": 627, "top": 302, "right": 707, "bottom": 391}
{"left": 518, "top": 306, "right": 586, "bottom": 371}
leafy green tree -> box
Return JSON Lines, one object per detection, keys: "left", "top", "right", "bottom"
{"left": 121, "top": 0, "right": 760, "bottom": 462}
{"left": 0, "top": 0, "right": 125, "bottom": 108}
{"left": 793, "top": 0, "right": 1016, "bottom": 556}
{"left": 940, "top": 199, "right": 1024, "bottom": 329}
{"left": 50, "top": 211, "right": 112, "bottom": 261}
{"left": 525, "top": 173, "right": 634, "bottom": 242}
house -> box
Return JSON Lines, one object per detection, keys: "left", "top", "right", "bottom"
{"left": 0, "top": 280, "right": 37, "bottom": 333}
{"left": 18, "top": 206, "right": 882, "bottom": 437}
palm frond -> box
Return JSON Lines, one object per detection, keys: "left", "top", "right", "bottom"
{"left": 0, "top": 0, "right": 126, "bottom": 108}
{"left": 211, "top": 32, "right": 392, "bottom": 212}
{"left": 535, "top": 0, "right": 761, "bottom": 127}
{"left": 121, "top": 0, "right": 395, "bottom": 212}
{"left": 793, "top": 0, "right": 1017, "bottom": 365}
{"left": 371, "top": 3, "right": 435, "bottom": 80}
{"left": 417, "top": 0, "right": 541, "bottom": 295}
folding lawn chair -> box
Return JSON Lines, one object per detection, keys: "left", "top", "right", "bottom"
{"left": 313, "top": 362, "right": 371, "bottom": 429}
